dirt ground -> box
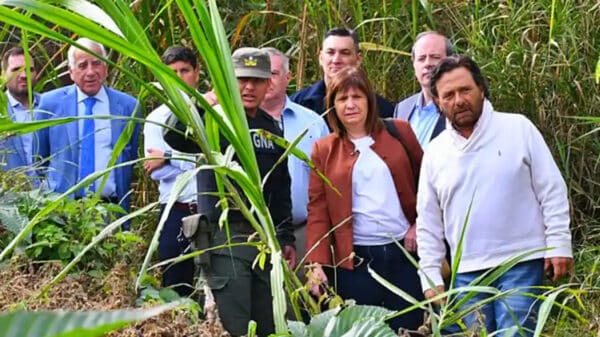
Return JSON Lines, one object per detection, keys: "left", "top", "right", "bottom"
{"left": 0, "top": 257, "right": 229, "bottom": 337}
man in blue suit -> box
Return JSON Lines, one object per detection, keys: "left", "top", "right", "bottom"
{"left": 1, "top": 47, "right": 41, "bottom": 175}
{"left": 37, "top": 38, "right": 139, "bottom": 219}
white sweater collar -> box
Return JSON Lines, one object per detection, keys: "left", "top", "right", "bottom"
{"left": 447, "top": 99, "right": 494, "bottom": 151}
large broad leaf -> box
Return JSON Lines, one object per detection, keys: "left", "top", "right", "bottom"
{"left": 338, "top": 317, "right": 397, "bottom": 337}
{"left": 287, "top": 320, "right": 309, "bottom": 337}
{"left": 0, "top": 204, "right": 28, "bottom": 236}
{"left": 0, "top": 302, "right": 182, "bottom": 337}
{"left": 306, "top": 306, "right": 342, "bottom": 337}
{"left": 324, "top": 305, "right": 393, "bottom": 337}
{"left": 0, "top": 190, "right": 48, "bottom": 242}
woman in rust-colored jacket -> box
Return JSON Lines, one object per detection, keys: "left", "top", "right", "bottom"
{"left": 306, "top": 66, "right": 424, "bottom": 331}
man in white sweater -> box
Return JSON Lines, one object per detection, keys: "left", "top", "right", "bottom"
{"left": 416, "top": 54, "right": 573, "bottom": 336}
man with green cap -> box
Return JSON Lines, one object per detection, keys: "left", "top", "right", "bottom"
{"left": 163, "top": 47, "right": 295, "bottom": 337}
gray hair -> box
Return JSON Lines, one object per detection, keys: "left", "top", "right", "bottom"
{"left": 67, "top": 38, "right": 107, "bottom": 69}
{"left": 260, "top": 47, "right": 289, "bottom": 73}
{"left": 411, "top": 31, "right": 455, "bottom": 60}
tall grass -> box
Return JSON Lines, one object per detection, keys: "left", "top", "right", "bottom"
{"left": 236, "top": 0, "right": 600, "bottom": 239}
{"left": 0, "top": 0, "right": 315, "bottom": 333}
{"left": 1, "top": 0, "right": 599, "bottom": 335}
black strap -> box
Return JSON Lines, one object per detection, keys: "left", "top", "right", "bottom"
{"left": 431, "top": 113, "right": 446, "bottom": 140}
{"left": 383, "top": 118, "right": 419, "bottom": 188}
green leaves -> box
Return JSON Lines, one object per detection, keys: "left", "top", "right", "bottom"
{"left": 0, "top": 203, "right": 28, "bottom": 237}
{"left": 287, "top": 304, "right": 396, "bottom": 337}
{"left": 0, "top": 302, "right": 183, "bottom": 337}
{"left": 533, "top": 287, "right": 565, "bottom": 337}
{"left": 324, "top": 305, "right": 393, "bottom": 337}
{"left": 596, "top": 57, "right": 600, "bottom": 84}
{"left": 0, "top": 118, "right": 79, "bottom": 135}
{"left": 306, "top": 306, "right": 341, "bottom": 337}
{"left": 338, "top": 318, "right": 396, "bottom": 337}
{"left": 256, "top": 129, "right": 340, "bottom": 197}
{"left": 1, "top": 0, "right": 299, "bottom": 331}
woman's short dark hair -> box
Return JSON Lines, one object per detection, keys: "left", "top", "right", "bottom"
{"left": 325, "top": 66, "right": 382, "bottom": 137}
{"left": 430, "top": 54, "right": 490, "bottom": 99}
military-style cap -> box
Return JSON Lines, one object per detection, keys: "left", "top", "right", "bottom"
{"left": 232, "top": 47, "right": 271, "bottom": 79}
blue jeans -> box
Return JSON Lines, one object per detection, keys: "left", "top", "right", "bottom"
{"left": 454, "top": 259, "right": 544, "bottom": 337}
{"left": 335, "top": 242, "right": 424, "bottom": 331}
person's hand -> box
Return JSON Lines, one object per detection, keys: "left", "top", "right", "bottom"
{"left": 307, "top": 263, "right": 328, "bottom": 296}
{"left": 404, "top": 224, "right": 417, "bottom": 253}
{"left": 424, "top": 285, "right": 446, "bottom": 306}
{"left": 203, "top": 90, "right": 218, "bottom": 106}
{"left": 144, "top": 148, "right": 165, "bottom": 174}
{"left": 282, "top": 245, "right": 297, "bottom": 269}
{"left": 544, "top": 257, "right": 573, "bottom": 282}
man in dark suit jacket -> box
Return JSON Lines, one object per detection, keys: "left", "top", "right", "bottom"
{"left": 37, "top": 38, "right": 139, "bottom": 218}
{"left": 394, "top": 31, "right": 454, "bottom": 148}
{"left": 1, "top": 47, "right": 41, "bottom": 175}
{"left": 290, "top": 27, "right": 394, "bottom": 122}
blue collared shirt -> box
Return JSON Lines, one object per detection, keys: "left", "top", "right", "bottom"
{"left": 281, "top": 97, "right": 329, "bottom": 225}
{"left": 76, "top": 86, "right": 117, "bottom": 198}
{"left": 409, "top": 92, "right": 440, "bottom": 148}
{"left": 6, "top": 90, "right": 39, "bottom": 165}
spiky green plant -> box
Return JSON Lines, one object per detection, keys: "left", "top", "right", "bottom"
{"left": 2, "top": 0, "right": 599, "bottom": 335}
{"left": 0, "top": 0, "right": 318, "bottom": 333}
{"left": 0, "top": 301, "right": 185, "bottom": 337}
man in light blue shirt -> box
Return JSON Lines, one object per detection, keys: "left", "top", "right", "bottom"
{"left": 1, "top": 47, "right": 40, "bottom": 174}
{"left": 395, "top": 34, "right": 456, "bottom": 329}
{"left": 143, "top": 46, "right": 202, "bottom": 296}
{"left": 260, "top": 47, "right": 329, "bottom": 266}
{"left": 394, "top": 31, "right": 454, "bottom": 148}
{"left": 37, "top": 38, "right": 139, "bottom": 218}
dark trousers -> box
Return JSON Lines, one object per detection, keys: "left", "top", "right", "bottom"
{"left": 210, "top": 253, "right": 274, "bottom": 337}
{"left": 158, "top": 204, "right": 195, "bottom": 296}
{"left": 335, "top": 242, "right": 424, "bottom": 332}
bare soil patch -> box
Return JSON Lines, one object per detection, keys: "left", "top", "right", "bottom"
{"left": 0, "top": 257, "right": 229, "bottom": 337}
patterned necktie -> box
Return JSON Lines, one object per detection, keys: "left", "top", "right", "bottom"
{"left": 80, "top": 96, "right": 97, "bottom": 195}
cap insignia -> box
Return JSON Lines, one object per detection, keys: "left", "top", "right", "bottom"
{"left": 243, "top": 56, "right": 257, "bottom": 67}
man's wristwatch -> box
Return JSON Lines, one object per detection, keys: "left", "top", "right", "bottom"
{"left": 164, "top": 150, "right": 172, "bottom": 165}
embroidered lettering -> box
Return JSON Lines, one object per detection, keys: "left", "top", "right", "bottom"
{"left": 252, "top": 133, "right": 274, "bottom": 150}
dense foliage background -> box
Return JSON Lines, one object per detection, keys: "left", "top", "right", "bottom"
{"left": 1, "top": 1, "right": 599, "bottom": 336}
{"left": 4, "top": 1, "right": 598, "bottom": 236}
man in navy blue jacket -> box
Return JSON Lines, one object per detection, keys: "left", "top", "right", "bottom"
{"left": 290, "top": 27, "right": 394, "bottom": 123}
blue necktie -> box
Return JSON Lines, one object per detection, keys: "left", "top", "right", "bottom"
{"left": 80, "top": 96, "right": 97, "bottom": 195}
